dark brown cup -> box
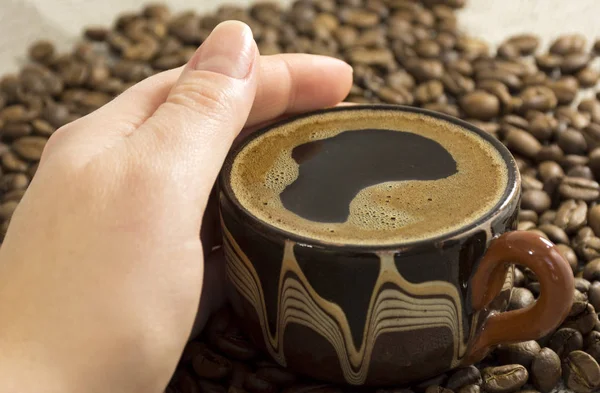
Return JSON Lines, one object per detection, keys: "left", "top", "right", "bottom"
{"left": 217, "top": 105, "right": 574, "bottom": 386}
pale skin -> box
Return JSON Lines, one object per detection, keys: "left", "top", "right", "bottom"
{"left": 0, "top": 21, "right": 353, "bottom": 393}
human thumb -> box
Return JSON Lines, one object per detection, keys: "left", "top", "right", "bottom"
{"left": 128, "top": 20, "right": 259, "bottom": 208}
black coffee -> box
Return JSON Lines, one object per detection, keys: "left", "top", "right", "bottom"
{"left": 228, "top": 108, "right": 509, "bottom": 245}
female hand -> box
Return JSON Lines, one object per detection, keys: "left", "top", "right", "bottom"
{"left": 0, "top": 21, "right": 352, "bottom": 393}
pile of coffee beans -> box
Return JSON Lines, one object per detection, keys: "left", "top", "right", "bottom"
{"left": 2, "top": 1, "right": 600, "bottom": 392}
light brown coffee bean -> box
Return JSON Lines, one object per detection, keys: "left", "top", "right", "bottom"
{"left": 547, "top": 77, "right": 579, "bottom": 106}
{"left": 340, "top": 8, "right": 380, "bottom": 27}
{"left": 414, "top": 80, "right": 444, "bottom": 104}
{"left": 539, "top": 224, "right": 569, "bottom": 244}
{"left": 536, "top": 144, "right": 564, "bottom": 163}
{"left": 424, "top": 103, "right": 460, "bottom": 118}
{"left": 559, "top": 177, "right": 600, "bottom": 202}
{"left": 561, "top": 53, "right": 591, "bottom": 74}
{"left": 521, "top": 190, "right": 551, "bottom": 213}
{"left": 536, "top": 53, "right": 562, "bottom": 71}
{"left": 481, "top": 365, "right": 528, "bottom": 393}
{"left": 556, "top": 244, "right": 579, "bottom": 273}
{"left": 582, "top": 123, "right": 600, "bottom": 151}
{"left": 550, "top": 34, "right": 587, "bottom": 55}
{"left": 404, "top": 58, "right": 444, "bottom": 81}
{"left": 558, "top": 129, "right": 588, "bottom": 155}
{"left": 538, "top": 161, "right": 564, "bottom": 183}
{"left": 476, "top": 68, "right": 521, "bottom": 91}
{"left": 456, "top": 385, "right": 479, "bottom": 393}
{"left": 571, "top": 289, "right": 590, "bottom": 317}
{"left": 588, "top": 205, "right": 600, "bottom": 238}
{"left": 518, "top": 221, "right": 536, "bottom": 231}
{"left": 519, "top": 210, "right": 538, "bottom": 224}
{"left": 577, "top": 67, "right": 600, "bottom": 88}
{"left": 11, "top": 136, "right": 47, "bottom": 161}
{"left": 556, "top": 107, "right": 591, "bottom": 130}
{"left": 568, "top": 165, "right": 594, "bottom": 180}
{"left": 579, "top": 237, "right": 600, "bottom": 262}
{"left": 540, "top": 210, "right": 557, "bottom": 225}
{"left": 459, "top": 90, "right": 500, "bottom": 120}
{"left": 563, "top": 350, "right": 600, "bottom": 393}
{"left": 505, "top": 128, "right": 542, "bottom": 158}
{"left": 508, "top": 287, "right": 536, "bottom": 310}
{"left": 1, "top": 151, "right": 28, "bottom": 172}
{"left": 555, "top": 200, "right": 587, "bottom": 233}
{"left": 589, "top": 282, "right": 600, "bottom": 313}
{"left": 562, "top": 154, "right": 590, "bottom": 170}
{"left": 376, "top": 86, "right": 414, "bottom": 105}
{"left": 501, "top": 34, "right": 539, "bottom": 56}
{"left": 521, "top": 175, "right": 543, "bottom": 190}
{"left": 519, "top": 86, "right": 558, "bottom": 112}
{"left": 590, "top": 148, "right": 600, "bottom": 180}
{"left": 441, "top": 70, "right": 475, "bottom": 96}
{"left": 586, "top": 330, "right": 600, "bottom": 363}
{"left": 584, "top": 259, "right": 600, "bottom": 282}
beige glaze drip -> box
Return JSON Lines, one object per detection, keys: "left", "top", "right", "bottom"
{"left": 223, "top": 223, "right": 470, "bottom": 385}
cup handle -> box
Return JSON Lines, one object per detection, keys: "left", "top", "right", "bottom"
{"left": 463, "top": 231, "right": 574, "bottom": 364}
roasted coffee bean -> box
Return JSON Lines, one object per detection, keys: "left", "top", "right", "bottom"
{"left": 441, "top": 70, "right": 475, "bottom": 96}
{"left": 500, "top": 34, "right": 539, "bottom": 56}
{"left": 0, "top": 201, "right": 18, "bottom": 221}
{"left": 563, "top": 303, "right": 599, "bottom": 335}
{"left": 575, "top": 278, "right": 591, "bottom": 293}
{"left": 520, "top": 190, "right": 551, "bottom": 213}
{"left": 558, "top": 129, "right": 588, "bottom": 155}
{"left": 538, "top": 224, "right": 569, "bottom": 244}
{"left": 571, "top": 289, "right": 590, "bottom": 316}
{"left": 577, "top": 67, "right": 600, "bottom": 87}
{"left": 506, "top": 128, "right": 542, "bottom": 159}
{"left": 585, "top": 331, "right": 600, "bottom": 363}
{"left": 580, "top": 99, "right": 600, "bottom": 123}
{"left": 424, "top": 386, "right": 453, "bottom": 393}
{"left": 550, "top": 34, "right": 587, "bottom": 55}
{"left": 508, "top": 287, "right": 536, "bottom": 310}
{"left": 404, "top": 58, "right": 444, "bottom": 81}
{"left": 549, "top": 328, "right": 584, "bottom": 358}
{"left": 192, "top": 346, "right": 231, "bottom": 380}
{"left": 547, "top": 77, "right": 579, "bottom": 106}
{"left": 415, "top": 374, "right": 449, "bottom": 392}
{"left": 415, "top": 80, "right": 444, "bottom": 104}
{"left": 531, "top": 348, "right": 561, "bottom": 393}
{"left": 214, "top": 329, "right": 257, "bottom": 361}
{"left": 539, "top": 210, "right": 557, "bottom": 225}
{"left": 519, "top": 86, "right": 557, "bottom": 113}
{"left": 563, "top": 350, "right": 600, "bottom": 393}
{"left": 255, "top": 362, "right": 297, "bottom": 386}
{"left": 521, "top": 175, "right": 543, "bottom": 190}
{"left": 1, "top": 151, "right": 28, "bottom": 172}
{"left": 578, "top": 237, "right": 600, "bottom": 262}
{"left": 556, "top": 244, "right": 579, "bottom": 273}
{"left": 556, "top": 107, "right": 591, "bottom": 130}
{"left": 495, "top": 341, "right": 540, "bottom": 367}
{"left": 562, "top": 154, "right": 590, "bottom": 170}
{"left": 555, "top": 200, "right": 587, "bottom": 233}
{"left": 376, "top": 86, "right": 414, "bottom": 105}
{"left": 536, "top": 53, "right": 562, "bottom": 71}
{"left": 423, "top": 103, "right": 460, "bottom": 118}
{"left": 585, "top": 259, "right": 600, "bottom": 282}
{"left": 446, "top": 366, "right": 481, "bottom": 390}
{"left": 481, "top": 365, "right": 528, "bottom": 393}
{"left": 459, "top": 90, "right": 500, "bottom": 120}
{"left": 11, "top": 137, "right": 47, "bottom": 161}
{"left": 561, "top": 53, "right": 591, "bottom": 74}
{"left": 519, "top": 210, "right": 538, "bottom": 224}
{"left": 456, "top": 385, "right": 479, "bottom": 393}
{"left": 244, "top": 373, "right": 277, "bottom": 393}
{"left": 568, "top": 165, "right": 594, "bottom": 180}
{"left": 589, "top": 206, "right": 600, "bottom": 237}
{"left": 583, "top": 123, "right": 600, "bottom": 151}
{"left": 559, "top": 177, "right": 600, "bottom": 202}
{"left": 513, "top": 267, "right": 526, "bottom": 287}
{"left": 478, "top": 80, "right": 513, "bottom": 113}
{"left": 518, "top": 221, "right": 536, "bottom": 231}
{"left": 589, "top": 282, "right": 600, "bottom": 312}
{"left": 536, "top": 144, "right": 564, "bottom": 163}
{"left": 196, "top": 378, "right": 226, "bottom": 393}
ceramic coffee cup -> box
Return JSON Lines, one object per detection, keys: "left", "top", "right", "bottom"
{"left": 217, "top": 105, "right": 574, "bottom": 386}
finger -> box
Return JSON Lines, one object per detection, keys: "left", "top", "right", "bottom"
{"left": 49, "top": 54, "right": 352, "bottom": 153}
{"left": 128, "top": 20, "right": 259, "bottom": 210}
{"left": 247, "top": 54, "right": 353, "bottom": 127}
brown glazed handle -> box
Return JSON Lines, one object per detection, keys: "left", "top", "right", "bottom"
{"left": 464, "top": 231, "right": 574, "bottom": 364}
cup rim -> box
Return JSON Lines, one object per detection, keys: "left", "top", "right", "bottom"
{"left": 219, "top": 104, "right": 520, "bottom": 251}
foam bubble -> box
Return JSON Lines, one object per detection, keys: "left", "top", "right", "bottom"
{"left": 229, "top": 109, "right": 509, "bottom": 245}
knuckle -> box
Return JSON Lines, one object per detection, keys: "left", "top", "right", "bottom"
{"left": 167, "top": 78, "right": 233, "bottom": 121}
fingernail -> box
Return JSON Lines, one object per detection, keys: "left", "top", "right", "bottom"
{"left": 194, "top": 21, "right": 255, "bottom": 79}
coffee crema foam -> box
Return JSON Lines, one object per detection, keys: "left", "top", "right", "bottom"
{"left": 228, "top": 109, "right": 509, "bottom": 245}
